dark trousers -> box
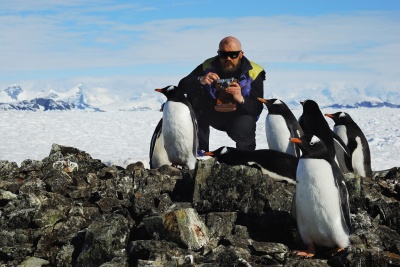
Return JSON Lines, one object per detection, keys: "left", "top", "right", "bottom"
{"left": 196, "top": 108, "right": 257, "bottom": 151}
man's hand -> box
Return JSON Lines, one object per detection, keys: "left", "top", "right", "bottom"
{"left": 225, "top": 81, "right": 244, "bottom": 104}
{"left": 199, "top": 72, "right": 220, "bottom": 85}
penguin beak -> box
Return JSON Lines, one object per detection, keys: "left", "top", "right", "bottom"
{"left": 290, "top": 138, "right": 302, "bottom": 144}
{"left": 257, "top": 97, "right": 267, "bottom": 103}
{"left": 324, "top": 113, "right": 334, "bottom": 118}
{"left": 300, "top": 101, "right": 304, "bottom": 106}
{"left": 204, "top": 151, "right": 214, "bottom": 156}
{"left": 155, "top": 88, "right": 162, "bottom": 93}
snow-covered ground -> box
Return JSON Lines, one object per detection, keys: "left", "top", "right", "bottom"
{"left": 0, "top": 107, "right": 399, "bottom": 171}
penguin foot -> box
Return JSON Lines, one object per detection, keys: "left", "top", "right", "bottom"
{"left": 296, "top": 244, "right": 315, "bottom": 258}
{"left": 331, "top": 247, "right": 346, "bottom": 256}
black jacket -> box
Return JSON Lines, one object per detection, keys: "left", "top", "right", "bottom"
{"left": 178, "top": 56, "right": 266, "bottom": 117}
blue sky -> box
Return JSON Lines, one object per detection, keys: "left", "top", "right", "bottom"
{"left": 1, "top": 0, "right": 399, "bottom": 102}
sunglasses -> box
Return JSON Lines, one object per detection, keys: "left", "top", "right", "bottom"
{"left": 217, "top": 50, "right": 241, "bottom": 59}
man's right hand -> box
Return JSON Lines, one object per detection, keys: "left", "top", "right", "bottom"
{"left": 199, "top": 72, "right": 220, "bottom": 85}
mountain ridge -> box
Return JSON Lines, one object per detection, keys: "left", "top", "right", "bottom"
{"left": 1, "top": 84, "right": 399, "bottom": 111}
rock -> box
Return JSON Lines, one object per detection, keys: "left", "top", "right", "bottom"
{"left": 143, "top": 208, "right": 210, "bottom": 250}
{"left": 0, "top": 144, "right": 399, "bottom": 266}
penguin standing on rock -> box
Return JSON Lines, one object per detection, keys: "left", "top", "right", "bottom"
{"left": 299, "top": 100, "right": 353, "bottom": 173}
{"left": 325, "top": 112, "right": 372, "bottom": 177}
{"left": 290, "top": 135, "right": 351, "bottom": 257}
{"left": 204, "top": 146, "right": 298, "bottom": 184}
{"left": 155, "top": 85, "right": 198, "bottom": 170}
{"left": 257, "top": 98, "right": 303, "bottom": 157}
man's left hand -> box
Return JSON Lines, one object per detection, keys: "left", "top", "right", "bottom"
{"left": 225, "top": 82, "right": 244, "bottom": 104}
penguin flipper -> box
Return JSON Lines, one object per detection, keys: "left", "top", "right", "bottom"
{"left": 332, "top": 131, "right": 353, "bottom": 173}
{"left": 333, "top": 164, "right": 352, "bottom": 235}
{"left": 149, "top": 118, "right": 163, "bottom": 166}
{"left": 189, "top": 104, "right": 199, "bottom": 157}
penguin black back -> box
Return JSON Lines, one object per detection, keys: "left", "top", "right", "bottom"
{"left": 205, "top": 146, "right": 299, "bottom": 183}
{"left": 299, "top": 100, "right": 335, "bottom": 159}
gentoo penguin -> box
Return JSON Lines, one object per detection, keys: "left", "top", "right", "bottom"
{"left": 299, "top": 100, "right": 352, "bottom": 173}
{"left": 257, "top": 98, "right": 303, "bottom": 157}
{"left": 290, "top": 135, "right": 351, "bottom": 257}
{"left": 149, "top": 118, "right": 171, "bottom": 169}
{"left": 325, "top": 112, "right": 372, "bottom": 177}
{"left": 204, "top": 146, "right": 298, "bottom": 184}
{"left": 155, "top": 85, "right": 198, "bottom": 170}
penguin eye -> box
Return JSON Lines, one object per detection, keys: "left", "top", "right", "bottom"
{"left": 309, "top": 141, "right": 315, "bottom": 146}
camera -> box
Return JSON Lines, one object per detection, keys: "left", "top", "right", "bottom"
{"left": 215, "top": 78, "right": 235, "bottom": 91}
{"left": 214, "top": 78, "right": 237, "bottom": 112}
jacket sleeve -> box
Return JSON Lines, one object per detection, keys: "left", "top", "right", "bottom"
{"left": 177, "top": 64, "right": 204, "bottom": 95}
{"left": 237, "top": 69, "right": 266, "bottom": 116}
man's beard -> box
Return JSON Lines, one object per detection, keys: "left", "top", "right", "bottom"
{"left": 222, "top": 61, "right": 240, "bottom": 73}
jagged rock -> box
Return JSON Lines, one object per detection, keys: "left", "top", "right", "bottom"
{"left": 75, "top": 213, "right": 132, "bottom": 267}
{"left": 0, "top": 144, "right": 400, "bottom": 266}
{"left": 193, "top": 158, "right": 295, "bottom": 214}
{"left": 143, "top": 208, "right": 210, "bottom": 250}
{"left": 17, "top": 256, "right": 49, "bottom": 267}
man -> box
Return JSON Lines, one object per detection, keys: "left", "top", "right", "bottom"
{"left": 178, "top": 36, "right": 266, "bottom": 154}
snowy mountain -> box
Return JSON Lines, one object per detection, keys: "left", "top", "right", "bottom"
{"left": 0, "top": 84, "right": 103, "bottom": 111}
{"left": 264, "top": 85, "right": 400, "bottom": 109}
{"left": 3, "top": 84, "right": 23, "bottom": 100}
{"left": 0, "top": 83, "right": 399, "bottom": 111}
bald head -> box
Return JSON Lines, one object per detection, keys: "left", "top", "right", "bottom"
{"left": 219, "top": 36, "right": 242, "bottom": 51}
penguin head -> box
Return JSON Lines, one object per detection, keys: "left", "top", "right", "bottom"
{"left": 155, "top": 85, "right": 183, "bottom": 100}
{"left": 204, "top": 146, "right": 229, "bottom": 158}
{"left": 204, "top": 146, "right": 238, "bottom": 163}
{"left": 257, "top": 98, "right": 288, "bottom": 113}
{"left": 301, "top": 99, "right": 320, "bottom": 113}
{"left": 290, "top": 134, "right": 329, "bottom": 158}
{"left": 325, "top": 112, "right": 354, "bottom": 124}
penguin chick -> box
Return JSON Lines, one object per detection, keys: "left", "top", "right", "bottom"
{"left": 205, "top": 146, "right": 298, "bottom": 184}
{"left": 290, "top": 135, "right": 351, "bottom": 257}
{"left": 257, "top": 98, "right": 304, "bottom": 157}
{"left": 325, "top": 112, "right": 372, "bottom": 177}
{"left": 155, "top": 85, "right": 198, "bottom": 170}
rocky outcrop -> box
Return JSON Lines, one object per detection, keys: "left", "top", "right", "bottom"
{"left": 0, "top": 144, "right": 399, "bottom": 266}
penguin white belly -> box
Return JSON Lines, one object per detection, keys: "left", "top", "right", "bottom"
{"left": 266, "top": 115, "right": 294, "bottom": 155}
{"left": 296, "top": 158, "right": 349, "bottom": 248}
{"left": 334, "top": 125, "right": 348, "bottom": 145}
{"left": 352, "top": 136, "right": 366, "bottom": 177}
{"left": 162, "top": 102, "right": 196, "bottom": 169}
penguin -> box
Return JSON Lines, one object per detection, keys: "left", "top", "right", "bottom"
{"left": 155, "top": 85, "right": 198, "bottom": 170}
{"left": 149, "top": 118, "right": 171, "bottom": 169}
{"left": 298, "top": 100, "right": 352, "bottom": 173}
{"left": 257, "top": 98, "right": 304, "bottom": 157}
{"left": 290, "top": 135, "right": 351, "bottom": 257}
{"left": 325, "top": 112, "right": 372, "bottom": 177}
{"left": 204, "top": 146, "right": 298, "bottom": 184}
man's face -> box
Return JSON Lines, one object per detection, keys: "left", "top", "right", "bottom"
{"left": 218, "top": 43, "right": 243, "bottom": 73}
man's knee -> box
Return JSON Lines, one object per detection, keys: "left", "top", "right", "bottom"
{"left": 229, "top": 115, "right": 257, "bottom": 150}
